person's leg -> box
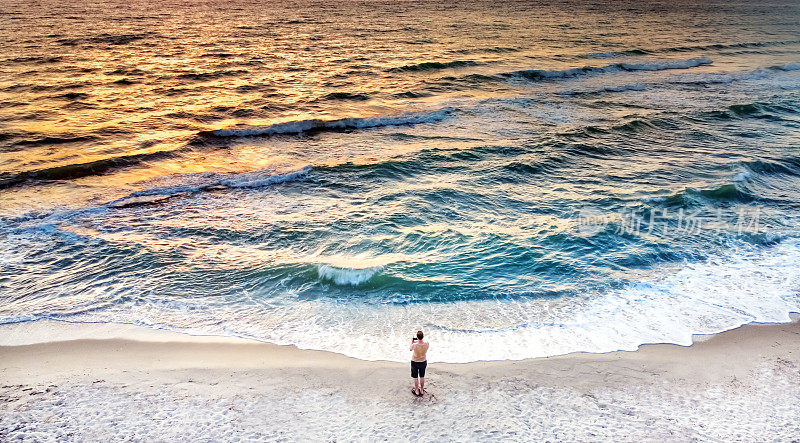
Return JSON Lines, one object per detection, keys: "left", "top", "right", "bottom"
{"left": 419, "top": 361, "right": 427, "bottom": 393}
{"left": 411, "top": 363, "right": 420, "bottom": 394}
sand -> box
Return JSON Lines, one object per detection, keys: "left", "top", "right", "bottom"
{"left": 1, "top": 319, "right": 799, "bottom": 440}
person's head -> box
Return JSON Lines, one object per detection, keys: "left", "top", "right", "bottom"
{"left": 416, "top": 330, "right": 424, "bottom": 340}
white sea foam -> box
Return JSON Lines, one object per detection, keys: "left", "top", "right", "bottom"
{"left": 298, "top": 238, "right": 798, "bottom": 361}
{"left": 45, "top": 238, "right": 800, "bottom": 363}
{"left": 316, "top": 264, "right": 382, "bottom": 286}
{"left": 209, "top": 108, "right": 453, "bottom": 137}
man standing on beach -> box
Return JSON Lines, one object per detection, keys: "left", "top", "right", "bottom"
{"left": 410, "top": 330, "right": 429, "bottom": 396}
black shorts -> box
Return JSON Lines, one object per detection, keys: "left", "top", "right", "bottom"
{"left": 411, "top": 360, "right": 427, "bottom": 378}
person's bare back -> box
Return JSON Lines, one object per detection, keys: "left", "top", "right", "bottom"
{"left": 409, "top": 330, "right": 429, "bottom": 396}
{"left": 410, "top": 340, "right": 428, "bottom": 362}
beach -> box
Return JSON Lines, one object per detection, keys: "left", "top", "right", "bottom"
{"left": 2, "top": 318, "right": 798, "bottom": 440}
{"left": 3, "top": 0, "right": 800, "bottom": 439}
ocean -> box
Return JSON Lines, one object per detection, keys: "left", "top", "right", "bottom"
{"left": 1, "top": 0, "right": 799, "bottom": 362}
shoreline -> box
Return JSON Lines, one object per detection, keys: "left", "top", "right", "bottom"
{"left": 1, "top": 313, "right": 798, "bottom": 364}
{"left": 0, "top": 316, "right": 797, "bottom": 379}
{"left": 2, "top": 318, "right": 799, "bottom": 439}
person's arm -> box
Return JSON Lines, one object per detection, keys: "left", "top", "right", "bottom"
{"left": 410, "top": 338, "right": 416, "bottom": 351}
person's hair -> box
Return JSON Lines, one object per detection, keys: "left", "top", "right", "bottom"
{"left": 416, "top": 330, "right": 424, "bottom": 340}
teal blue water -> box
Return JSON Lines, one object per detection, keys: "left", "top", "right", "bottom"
{"left": 1, "top": 0, "right": 800, "bottom": 361}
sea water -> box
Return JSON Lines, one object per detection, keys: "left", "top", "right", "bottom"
{"left": 1, "top": 0, "right": 800, "bottom": 362}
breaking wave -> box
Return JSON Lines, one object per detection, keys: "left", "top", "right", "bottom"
{"left": 501, "top": 57, "right": 712, "bottom": 81}
{"left": 317, "top": 265, "right": 383, "bottom": 286}
{"left": 201, "top": 108, "right": 454, "bottom": 138}
{"left": 106, "top": 166, "right": 313, "bottom": 208}
{"left": 647, "top": 184, "right": 756, "bottom": 208}
{"left": 585, "top": 40, "right": 800, "bottom": 59}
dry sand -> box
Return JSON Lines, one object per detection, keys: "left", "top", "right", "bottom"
{"left": 1, "top": 319, "right": 799, "bottom": 440}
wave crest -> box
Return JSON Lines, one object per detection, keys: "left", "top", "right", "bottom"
{"left": 0, "top": 149, "right": 178, "bottom": 190}
{"left": 501, "top": 57, "right": 711, "bottom": 82}
{"left": 617, "top": 57, "right": 712, "bottom": 71}
{"left": 317, "top": 265, "right": 383, "bottom": 286}
{"left": 584, "top": 40, "right": 800, "bottom": 59}
{"left": 202, "top": 108, "right": 453, "bottom": 138}
{"left": 771, "top": 62, "right": 800, "bottom": 71}
{"left": 105, "top": 166, "right": 312, "bottom": 209}
{"left": 648, "top": 183, "right": 756, "bottom": 208}
{"left": 388, "top": 60, "right": 479, "bottom": 72}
